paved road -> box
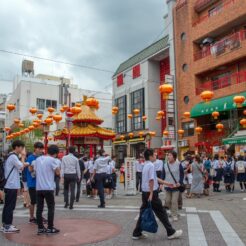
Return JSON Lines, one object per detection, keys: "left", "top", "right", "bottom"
{"left": 0, "top": 185, "right": 246, "bottom": 246}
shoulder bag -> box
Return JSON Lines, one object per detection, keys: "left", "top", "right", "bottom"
{"left": 167, "top": 163, "right": 185, "bottom": 193}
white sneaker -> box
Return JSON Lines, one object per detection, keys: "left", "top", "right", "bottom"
{"left": 93, "top": 196, "right": 99, "bottom": 200}
{"left": 0, "top": 226, "right": 4, "bottom": 232}
{"left": 3, "top": 225, "right": 20, "bottom": 233}
{"left": 168, "top": 230, "right": 183, "bottom": 240}
{"left": 132, "top": 233, "right": 148, "bottom": 240}
{"left": 241, "top": 189, "right": 244, "bottom": 192}
{"left": 87, "top": 195, "right": 91, "bottom": 198}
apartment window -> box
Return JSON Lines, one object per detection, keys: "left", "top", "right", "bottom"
{"left": 131, "top": 88, "right": 145, "bottom": 131}
{"left": 132, "top": 64, "right": 141, "bottom": 79}
{"left": 117, "top": 74, "right": 124, "bottom": 87}
{"left": 182, "top": 121, "right": 194, "bottom": 137}
{"left": 37, "top": 98, "right": 45, "bottom": 110}
{"left": 168, "top": 117, "right": 175, "bottom": 126}
{"left": 46, "top": 99, "right": 57, "bottom": 109}
{"left": 115, "top": 96, "right": 127, "bottom": 133}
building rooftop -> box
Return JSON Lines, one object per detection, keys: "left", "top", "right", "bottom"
{"left": 113, "top": 36, "right": 169, "bottom": 77}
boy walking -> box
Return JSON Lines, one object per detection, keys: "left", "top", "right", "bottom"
{"left": 31, "top": 145, "right": 60, "bottom": 235}
{"left": 132, "top": 148, "right": 182, "bottom": 240}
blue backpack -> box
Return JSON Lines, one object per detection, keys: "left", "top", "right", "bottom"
{"left": 204, "top": 160, "right": 211, "bottom": 170}
{"left": 224, "top": 162, "right": 232, "bottom": 176}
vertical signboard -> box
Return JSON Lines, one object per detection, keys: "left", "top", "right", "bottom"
{"left": 124, "top": 157, "right": 136, "bottom": 195}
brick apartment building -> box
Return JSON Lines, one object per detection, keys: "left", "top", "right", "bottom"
{"left": 174, "top": 0, "right": 246, "bottom": 156}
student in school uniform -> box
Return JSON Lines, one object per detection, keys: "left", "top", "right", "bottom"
{"left": 135, "top": 155, "right": 144, "bottom": 192}
{"left": 132, "top": 148, "right": 182, "bottom": 241}
{"left": 236, "top": 155, "right": 246, "bottom": 192}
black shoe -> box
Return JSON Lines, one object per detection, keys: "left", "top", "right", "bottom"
{"left": 64, "top": 203, "right": 69, "bottom": 208}
{"left": 75, "top": 200, "right": 79, "bottom": 202}
{"left": 69, "top": 206, "right": 73, "bottom": 210}
{"left": 37, "top": 228, "right": 47, "bottom": 235}
{"left": 98, "top": 205, "right": 105, "bottom": 208}
{"left": 46, "top": 227, "right": 60, "bottom": 234}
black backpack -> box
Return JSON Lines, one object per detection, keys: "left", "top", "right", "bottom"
{"left": 0, "top": 153, "right": 18, "bottom": 189}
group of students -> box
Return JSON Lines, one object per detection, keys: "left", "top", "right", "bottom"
{"left": 0, "top": 140, "right": 117, "bottom": 235}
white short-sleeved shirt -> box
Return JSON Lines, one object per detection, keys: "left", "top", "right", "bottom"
{"left": 94, "top": 156, "right": 110, "bottom": 174}
{"left": 4, "top": 153, "right": 23, "bottom": 189}
{"left": 154, "top": 159, "right": 163, "bottom": 171}
{"left": 135, "top": 161, "right": 143, "bottom": 172}
{"left": 88, "top": 160, "right": 94, "bottom": 174}
{"left": 33, "top": 155, "right": 59, "bottom": 191}
{"left": 141, "top": 161, "right": 159, "bottom": 192}
{"left": 236, "top": 161, "right": 246, "bottom": 171}
{"left": 109, "top": 160, "right": 116, "bottom": 169}
{"left": 106, "top": 162, "right": 114, "bottom": 175}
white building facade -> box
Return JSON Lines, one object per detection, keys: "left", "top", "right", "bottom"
{"left": 6, "top": 74, "right": 113, "bottom": 153}
{"left": 112, "top": 36, "right": 177, "bottom": 164}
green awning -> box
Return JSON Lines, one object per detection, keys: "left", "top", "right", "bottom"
{"left": 191, "top": 92, "right": 246, "bottom": 118}
{"left": 222, "top": 136, "right": 246, "bottom": 145}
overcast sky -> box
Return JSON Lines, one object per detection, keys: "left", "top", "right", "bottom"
{"left": 0, "top": 0, "right": 166, "bottom": 94}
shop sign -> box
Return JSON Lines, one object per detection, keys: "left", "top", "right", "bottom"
{"left": 84, "top": 137, "right": 100, "bottom": 145}
{"left": 124, "top": 157, "right": 137, "bottom": 195}
{"left": 128, "top": 138, "right": 145, "bottom": 143}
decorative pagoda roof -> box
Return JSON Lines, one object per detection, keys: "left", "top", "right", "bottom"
{"left": 54, "top": 124, "right": 115, "bottom": 140}
{"left": 72, "top": 104, "right": 103, "bottom": 125}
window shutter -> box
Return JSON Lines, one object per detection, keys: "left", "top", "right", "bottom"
{"left": 117, "top": 74, "right": 124, "bottom": 87}
{"left": 132, "top": 64, "right": 140, "bottom": 79}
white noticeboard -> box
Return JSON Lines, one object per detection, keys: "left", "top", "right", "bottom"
{"left": 124, "top": 157, "right": 137, "bottom": 196}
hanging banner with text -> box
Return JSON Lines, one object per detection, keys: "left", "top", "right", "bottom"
{"left": 124, "top": 157, "right": 137, "bottom": 196}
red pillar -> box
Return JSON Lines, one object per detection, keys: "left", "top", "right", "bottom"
{"left": 44, "top": 132, "right": 48, "bottom": 155}
{"left": 89, "top": 145, "right": 93, "bottom": 158}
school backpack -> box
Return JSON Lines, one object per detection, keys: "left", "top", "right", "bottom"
{"left": 224, "top": 162, "right": 232, "bottom": 176}
{"left": 0, "top": 153, "right": 17, "bottom": 189}
{"left": 204, "top": 160, "right": 211, "bottom": 170}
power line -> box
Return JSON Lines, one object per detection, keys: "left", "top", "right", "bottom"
{"left": 0, "top": 49, "right": 114, "bottom": 74}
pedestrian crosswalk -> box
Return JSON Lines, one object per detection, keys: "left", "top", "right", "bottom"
{"left": 1, "top": 204, "right": 245, "bottom": 246}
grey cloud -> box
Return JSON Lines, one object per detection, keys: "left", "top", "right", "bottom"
{"left": 0, "top": 0, "right": 165, "bottom": 93}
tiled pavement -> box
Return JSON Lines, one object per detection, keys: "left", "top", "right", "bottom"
{"left": 0, "top": 184, "right": 246, "bottom": 246}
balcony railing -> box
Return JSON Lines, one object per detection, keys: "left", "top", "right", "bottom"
{"left": 196, "top": 70, "right": 246, "bottom": 95}
{"left": 193, "top": 0, "right": 236, "bottom": 27}
{"left": 194, "top": 0, "right": 219, "bottom": 12}
{"left": 194, "top": 30, "right": 246, "bottom": 61}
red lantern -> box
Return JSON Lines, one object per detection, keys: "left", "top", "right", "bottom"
{"left": 163, "top": 130, "right": 169, "bottom": 137}
{"left": 133, "top": 109, "right": 140, "bottom": 115}
{"left": 195, "top": 126, "right": 203, "bottom": 134}
{"left": 138, "top": 131, "right": 144, "bottom": 138}
{"left": 128, "top": 133, "right": 134, "bottom": 139}
{"left": 112, "top": 106, "right": 119, "bottom": 115}
{"left": 200, "top": 91, "right": 214, "bottom": 103}
{"left": 233, "top": 95, "right": 245, "bottom": 108}
{"left": 128, "top": 114, "right": 133, "bottom": 119}
{"left": 28, "top": 125, "right": 35, "bottom": 131}
{"left": 159, "top": 84, "right": 173, "bottom": 100}
{"left": 62, "top": 105, "right": 69, "bottom": 111}
{"left": 66, "top": 108, "right": 74, "bottom": 118}
{"left": 178, "top": 129, "right": 184, "bottom": 137}
{"left": 212, "top": 111, "right": 220, "bottom": 120}
{"left": 47, "top": 107, "right": 55, "bottom": 114}
{"left": 216, "top": 123, "right": 224, "bottom": 132}
{"left": 183, "top": 112, "right": 190, "bottom": 119}
{"left": 4, "top": 127, "right": 11, "bottom": 132}
{"left": 37, "top": 114, "right": 43, "bottom": 119}
{"left": 53, "top": 114, "right": 62, "bottom": 123}
{"left": 70, "top": 106, "right": 82, "bottom": 115}
{"left": 44, "top": 118, "right": 53, "bottom": 125}
{"left": 120, "top": 135, "right": 125, "bottom": 141}
{"left": 7, "top": 104, "right": 15, "bottom": 112}
{"left": 157, "top": 111, "right": 165, "bottom": 118}
{"left": 29, "top": 107, "right": 38, "bottom": 115}
{"left": 240, "top": 118, "right": 246, "bottom": 128}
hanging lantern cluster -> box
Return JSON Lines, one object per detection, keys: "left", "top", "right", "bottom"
{"left": 200, "top": 90, "right": 214, "bottom": 103}
{"left": 233, "top": 95, "right": 245, "bottom": 108}
{"left": 70, "top": 106, "right": 82, "bottom": 115}
{"left": 47, "top": 107, "right": 55, "bottom": 114}
{"left": 86, "top": 98, "right": 99, "bottom": 109}
{"left": 112, "top": 106, "right": 119, "bottom": 115}
{"left": 159, "top": 84, "right": 173, "bottom": 100}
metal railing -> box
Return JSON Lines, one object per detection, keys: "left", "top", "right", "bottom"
{"left": 194, "top": 30, "right": 246, "bottom": 61}
{"left": 193, "top": 0, "right": 236, "bottom": 26}
{"left": 196, "top": 70, "right": 246, "bottom": 95}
